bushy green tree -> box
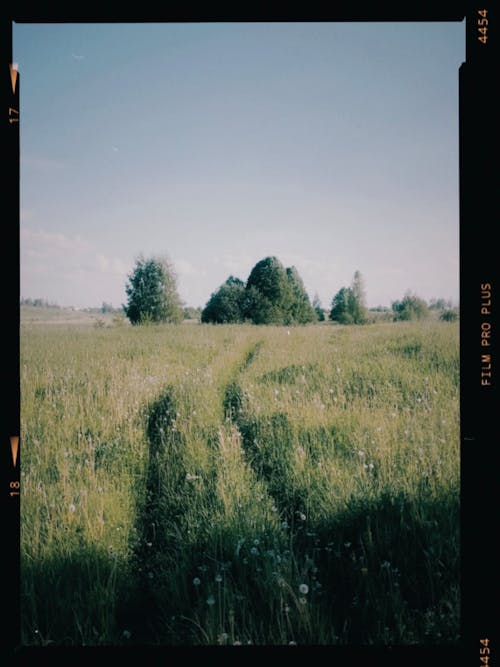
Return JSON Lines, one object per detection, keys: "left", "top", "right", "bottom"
{"left": 329, "top": 286, "right": 354, "bottom": 324}
{"left": 440, "top": 309, "right": 458, "bottom": 322}
{"left": 201, "top": 277, "right": 246, "bottom": 323}
{"left": 123, "top": 255, "right": 183, "bottom": 325}
{"left": 392, "top": 292, "right": 429, "bottom": 321}
{"left": 329, "top": 271, "right": 368, "bottom": 324}
{"left": 244, "top": 257, "right": 315, "bottom": 325}
{"left": 285, "top": 267, "right": 317, "bottom": 324}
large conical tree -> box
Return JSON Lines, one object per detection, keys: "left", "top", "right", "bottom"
{"left": 285, "top": 266, "right": 317, "bottom": 324}
{"left": 245, "top": 256, "right": 290, "bottom": 324}
{"left": 243, "top": 256, "right": 315, "bottom": 325}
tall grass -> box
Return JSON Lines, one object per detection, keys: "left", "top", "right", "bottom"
{"left": 20, "top": 317, "right": 459, "bottom": 645}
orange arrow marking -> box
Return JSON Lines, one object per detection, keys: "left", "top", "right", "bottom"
{"left": 9, "top": 64, "right": 18, "bottom": 94}
{"left": 10, "top": 436, "right": 19, "bottom": 467}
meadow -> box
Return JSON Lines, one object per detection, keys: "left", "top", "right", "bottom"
{"left": 20, "top": 310, "right": 460, "bottom": 646}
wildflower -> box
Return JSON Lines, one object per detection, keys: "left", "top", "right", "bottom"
{"left": 344, "top": 542, "right": 351, "bottom": 548}
{"left": 299, "top": 584, "right": 309, "bottom": 595}
{"left": 282, "top": 521, "right": 289, "bottom": 530}
{"left": 122, "top": 630, "right": 131, "bottom": 640}
{"left": 250, "top": 547, "right": 259, "bottom": 556}
{"left": 68, "top": 503, "right": 76, "bottom": 513}
{"left": 233, "top": 641, "right": 242, "bottom": 645}
{"left": 215, "top": 574, "right": 223, "bottom": 583}
{"left": 299, "top": 597, "right": 307, "bottom": 605}
{"left": 284, "top": 605, "right": 290, "bottom": 613}
{"left": 206, "top": 595, "right": 215, "bottom": 606}
{"left": 297, "top": 512, "right": 306, "bottom": 521}
{"left": 289, "top": 641, "right": 297, "bottom": 645}
{"left": 193, "top": 577, "right": 201, "bottom": 586}
{"left": 218, "top": 633, "right": 229, "bottom": 644}
{"left": 368, "top": 463, "right": 374, "bottom": 470}
{"left": 361, "top": 567, "right": 368, "bottom": 575}
{"left": 376, "top": 426, "right": 382, "bottom": 432}
{"left": 146, "top": 541, "right": 152, "bottom": 547}
{"left": 358, "top": 450, "right": 365, "bottom": 457}
{"left": 390, "top": 412, "right": 397, "bottom": 418}
{"left": 274, "top": 389, "right": 279, "bottom": 396}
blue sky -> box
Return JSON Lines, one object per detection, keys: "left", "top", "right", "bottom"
{"left": 15, "top": 22, "right": 464, "bottom": 309}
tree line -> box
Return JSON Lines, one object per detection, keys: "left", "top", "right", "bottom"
{"left": 122, "top": 255, "right": 458, "bottom": 326}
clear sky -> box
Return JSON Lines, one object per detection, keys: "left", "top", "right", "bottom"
{"left": 15, "top": 22, "right": 464, "bottom": 310}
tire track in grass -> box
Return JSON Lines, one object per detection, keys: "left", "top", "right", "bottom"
{"left": 222, "top": 340, "right": 305, "bottom": 523}
{"left": 118, "top": 338, "right": 272, "bottom": 643}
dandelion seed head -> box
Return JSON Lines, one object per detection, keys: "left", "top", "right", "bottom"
{"left": 206, "top": 595, "right": 215, "bottom": 606}
{"left": 215, "top": 574, "right": 222, "bottom": 583}
{"left": 193, "top": 577, "right": 201, "bottom": 586}
{"left": 68, "top": 503, "right": 76, "bottom": 513}
{"left": 122, "top": 630, "right": 131, "bottom": 639}
{"left": 299, "top": 583, "right": 309, "bottom": 595}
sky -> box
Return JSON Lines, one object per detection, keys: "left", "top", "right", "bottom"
{"left": 14, "top": 22, "right": 465, "bottom": 310}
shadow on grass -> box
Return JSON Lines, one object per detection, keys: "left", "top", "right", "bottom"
{"left": 21, "top": 546, "right": 128, "bottom": 646}
{"left": 115, "top": 382, "right": 460, "bottom": 645}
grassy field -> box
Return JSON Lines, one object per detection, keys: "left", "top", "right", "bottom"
{"left": 20, "top": 311, "right": 460, "bottom": 646}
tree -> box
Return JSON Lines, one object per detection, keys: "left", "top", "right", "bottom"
{"left": 429, "top": 298, "right": 452, "bottom": 311}
{"left": 201, "top": 276, "right": 246, "bottom": 323}
{"left": 123, "top": 255, "right": 183, "bottom": 325}
{"left": 243, "top": 257, "right": 315, "bottom": 325}
{"left": 245, "top": 257, "right": 291, "bottom": 324}
{"left": 392, "top": 292, "right": 429, "bottom": 321}
{"left": 312, "top": 293, "right": 325, "bottom": 321}
{"left": 329, "top": 270, "right": 368, "bottom": 324}
{"left": 440, "top": 309, "right": 458, "bottom": 322}
{"left": 349, "top": 270, "right": 368, "bottom": 324}
{"left": 285, "top": 267, "right": 317, "bottom": 324}
{"left": 329, "top": 287, "right": 354, "bottom": 324}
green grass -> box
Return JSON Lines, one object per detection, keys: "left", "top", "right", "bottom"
{"left": 20, "top": 316, "right": 459, "bottom": 646}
